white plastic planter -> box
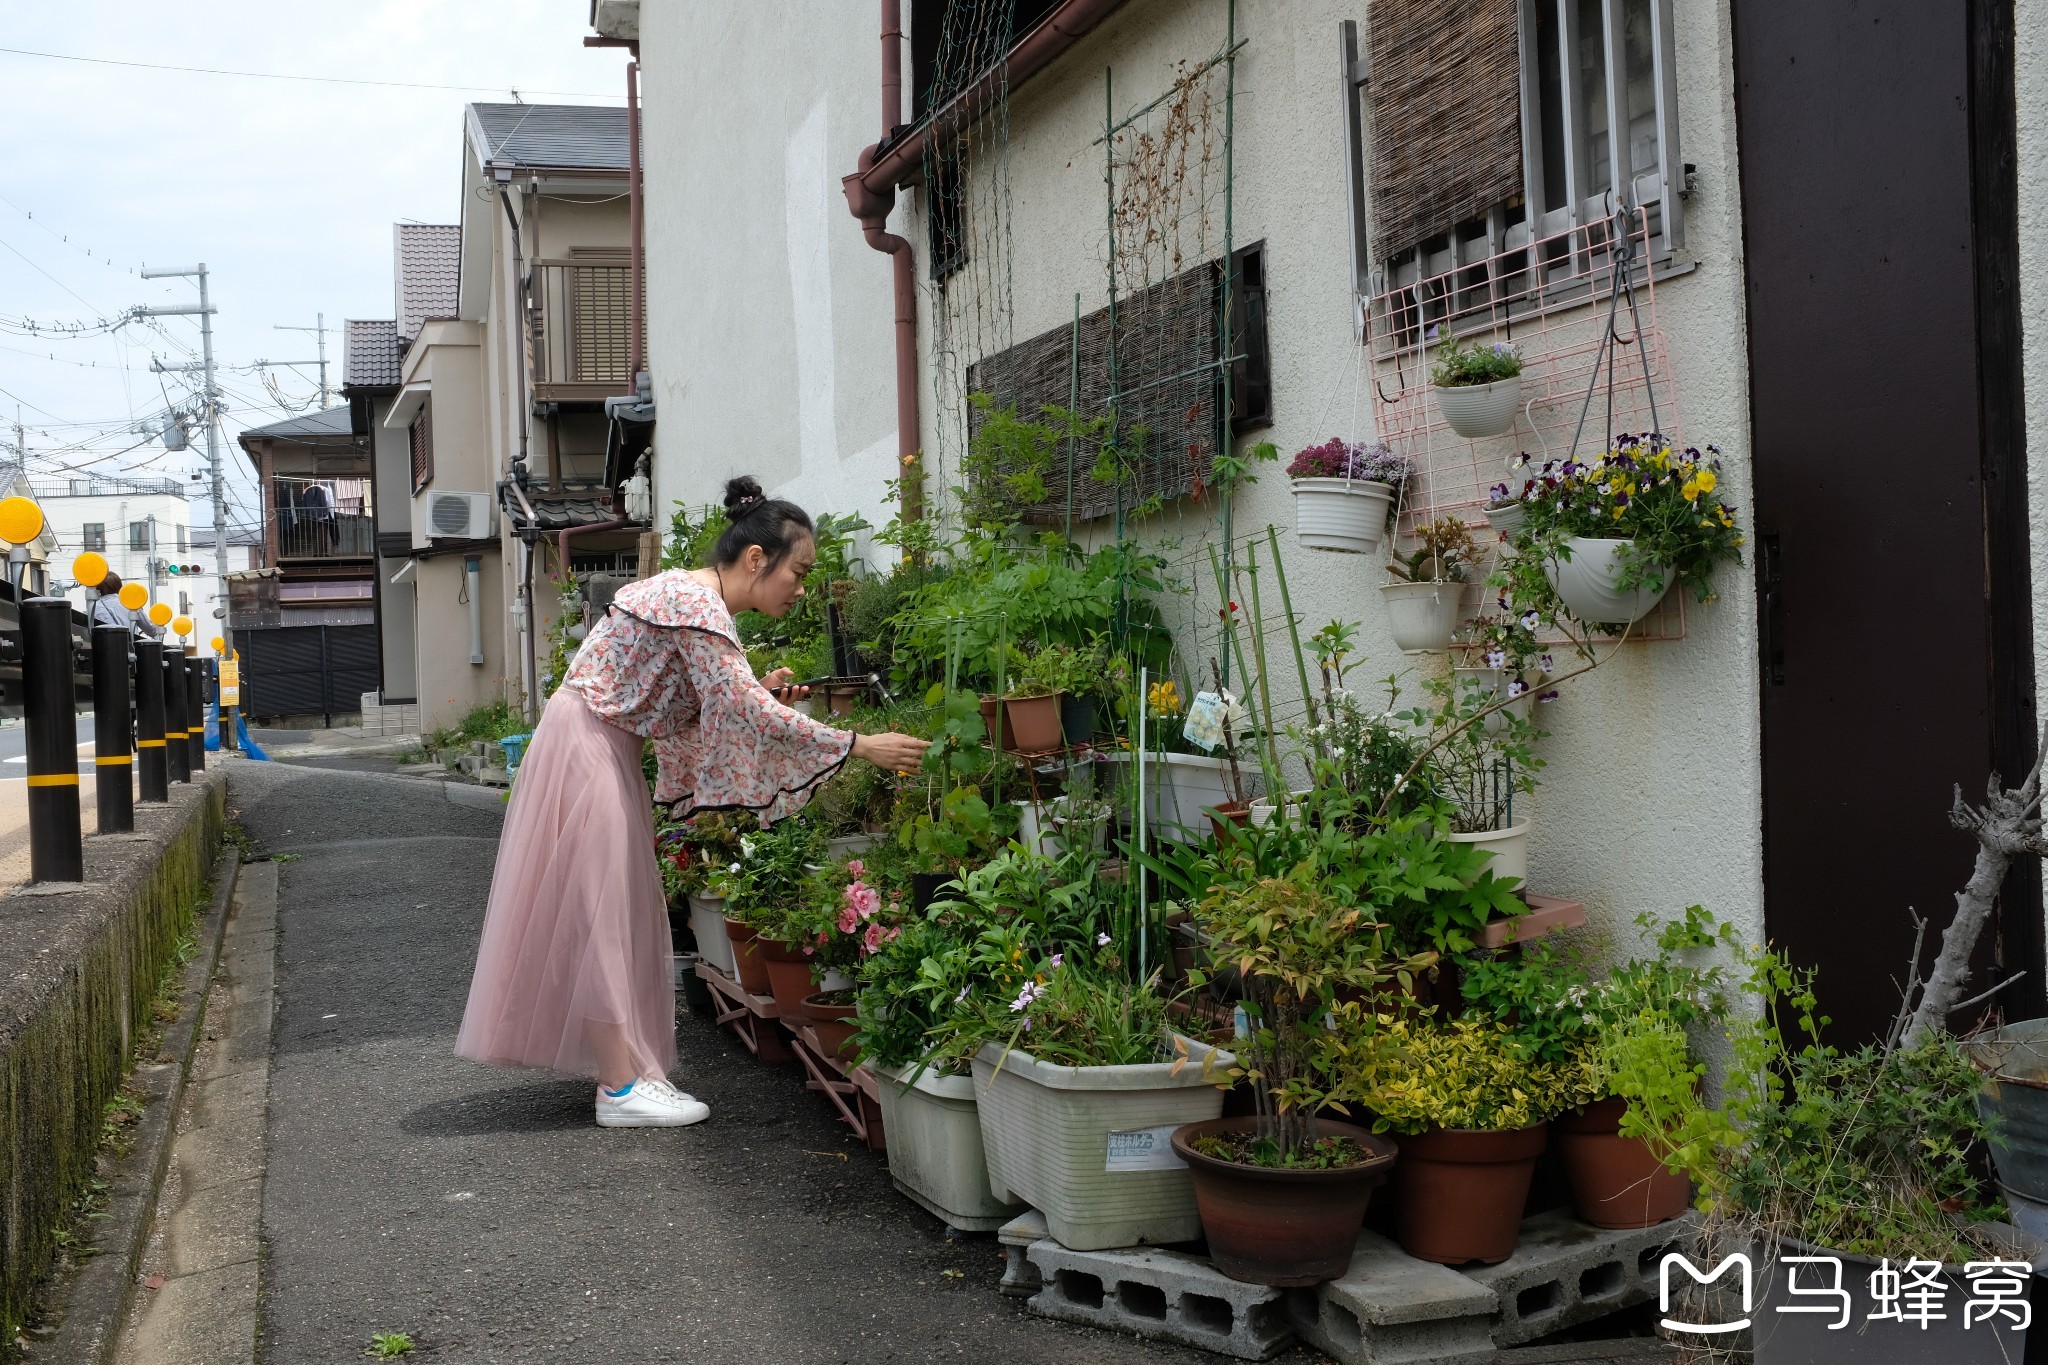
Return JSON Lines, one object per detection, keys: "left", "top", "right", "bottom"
{"left": 971, "top": 1036, "right": 1233, "bottom": 1250}
{"left": 876, "top": 1063, "right": 1023, "bottom": 1232}
{"left": 1447, "top": 817, "right": 1529, "bottom": 890}
{"left": 1545, "top": 536, "right": 1669, "bottom": 626}
{"left": 1484, "top": 501, "right": 1526, "bottom": 536}
{"left": 1101, "top": 751, "right": 1240, "bottom": 842}
{"left": 687, "top": 892, "right": 735, "bottom": 976}
{"left": 1434, "top": 375, "right": 1522, "bottom": 438}
{"left": 1249, "top": 789, "right": 1313, "bottom": 827}
{"left": 826, "top": 832, "right": 880, "bottom": 862}
{"left": 1380, "top": 581, "right": 1467, "bottom": 653}
{"left": 1290, "top": 478, "right": 1396, "bottom": 555}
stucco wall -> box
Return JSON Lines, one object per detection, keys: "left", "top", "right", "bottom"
{"left": 414, "top": 551, "right": 507, "bottom": 733}
{"left": 627, "top": 0, "right": 1785, "bottom": 959}
{"left": 638, "top": 1, "right": 904, "bottom": 568}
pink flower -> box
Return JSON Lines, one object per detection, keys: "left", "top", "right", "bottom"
{"left": 863, "top": 922, "right": 886, "bottom": 954}
{"left": 846, "top": 882, "right": 881, "bottom": 920}
{"left": 846, "top": 859, "right": 865, "bottom": 877}
{"left": 837, "top": 905, "right": 860, "bottom": 933}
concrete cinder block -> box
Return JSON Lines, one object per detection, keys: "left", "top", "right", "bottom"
{"left": 1025, "top": 1240, "right": 1294, "bottom": 1360}
{"left": 1465, "top": 1209, "right": 1699, "bottom": 1346}
{"left": 997, "top": 1209, "right": 1046, "bottom": 1296}
{"left": 1294, "top": 1230, "right": 1498, "bottom": 1365}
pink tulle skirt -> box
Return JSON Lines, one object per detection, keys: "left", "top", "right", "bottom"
{"left": 455, "top": 688, "right": 676, "bottom": 1079}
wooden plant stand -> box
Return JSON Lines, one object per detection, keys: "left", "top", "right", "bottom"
{"left": 786, "top": 1022, "right": 887, "bottom": 1151}
{"left": 695, "top": 960, "right": 795, "bottom": 1065}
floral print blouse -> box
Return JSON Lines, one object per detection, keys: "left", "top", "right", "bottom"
{"left": 564, "top": 571, "right": 853, "bottom": 822}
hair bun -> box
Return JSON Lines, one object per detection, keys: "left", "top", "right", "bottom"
{"left": 723, "top": 476, "right": 766, "bottom": 514}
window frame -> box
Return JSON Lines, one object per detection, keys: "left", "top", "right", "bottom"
{"left": 128, "top": 520, "right": 150, "bottom": 552}
{"left": 81, "top": 523, "right": 105, "bottom": 552}
{"left": 409, "top": 406, "right": 434, "bottom": 494}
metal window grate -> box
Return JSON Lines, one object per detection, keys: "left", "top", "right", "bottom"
{"left": 409, "top": 408, "right": 433, "bottom": 493}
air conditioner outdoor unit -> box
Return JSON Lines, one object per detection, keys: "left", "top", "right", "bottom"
{"left": 424, "top": 491, "right": 494, "bottom": 540}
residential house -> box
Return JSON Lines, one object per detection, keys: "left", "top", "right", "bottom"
{"left": 232, "top": 406, "right": 381, "bottom": 721}
{"left": 341, "top": 314, "right": 416, "bottom": 712}
{"left": 33, "top": 474, "right": 201, "bottom": 634}
{"left": 622, "top": 0, "right": 2048, "bottom": 1041}
{"left": 363, "top": 105, "right": 651, "bottom": 735}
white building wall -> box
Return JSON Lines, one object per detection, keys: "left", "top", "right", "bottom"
{"left": 637, "top": 1, "right": 904, "bottom": 566}
{"left": 39, "top": 488, "right": 226, "bottom": 651}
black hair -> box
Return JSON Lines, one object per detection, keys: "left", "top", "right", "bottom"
{"left": 98, "top": 571, "right": 122, "bottom": 593}
{"left": 713, "top": 476, "right": 814, "bottom": 569}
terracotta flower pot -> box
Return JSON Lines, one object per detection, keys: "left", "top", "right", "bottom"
{"left": 1206, "top": 801, "right": 1251, "bottom": 842}
{"left": 724, "top": 917, "right": 772, "bottom": 995}
{"left": 1554, "top": 1097, "right": 1690, "bottom": 1229}
{"left": 977, "top": 694, "right": 1006, "bottom": 750}
{"left": 1392, "top": 1122, "right": 1547, "bottom": 1264}
{"left": 1172, "top": 1116, "right": 1398, "bottom": 1286}
{"left": 1000, "top": 691, "right": 1063, "bottom": 754}
{"left": 804, "top": 993, "right": 860, "bottom": 1060}
{"left": 754, "top": 937, "right": 818, "bottom": 1019}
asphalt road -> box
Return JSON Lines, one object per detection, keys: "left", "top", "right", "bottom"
{"left": 235, "top": 754, "right": 1278, "bottom": 1364}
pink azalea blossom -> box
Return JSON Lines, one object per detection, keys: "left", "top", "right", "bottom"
{"left": 846, "top": 882, "right": 881, "bottom": 920}
{"left": 846, "top": 859, "right": 865, "bottom": 878}
{"left": 837, "top": 905, "right": 860, "bottom": 934}
{"left": 863, "top": 922, "right": 887, "bottom": 954}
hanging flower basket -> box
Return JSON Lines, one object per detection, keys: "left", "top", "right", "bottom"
{"left": 1284, "top": 438, "right": 1410, "bottom": 556}
{"left": 1430, "top": 335, "right": 1524, "bottom": 438}
{"left": 1380, "top": 581, "right": 1466, "bottom": 653}
{"left": 1544, "top": 537, "right": 1669, "bottom": 626}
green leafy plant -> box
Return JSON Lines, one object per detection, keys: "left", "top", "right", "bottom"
{"left": 1338, "top": 1014, "right": 1592, "bottom": 1134}
{"left": 1429, "top": 334, "right": 1523, "bottom": 387}
{"left": 366, "top": 1333, "right": 415, "bottom": 1359}
{"left": 782, "top": 856, "right": 904, "bottom": 979}
{"left": 723, "top": 817, "right": 825, "bottom": 942}
{"left": 1398, "top": 670, "right": 1546, "bottom": 835}
{"left": 1187, "top": 870, "right": 1434, "bottom": 1166}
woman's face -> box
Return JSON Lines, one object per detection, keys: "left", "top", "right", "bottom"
{"left": 743, "top": 532, "right": 815, "bottom": 618}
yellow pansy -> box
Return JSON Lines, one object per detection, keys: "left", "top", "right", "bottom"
{"left": 1695, "top": 468, "right": 1717, "bottom": 494}
{"left": 1681, "top": 477, "right": 1700, "bottom": 502}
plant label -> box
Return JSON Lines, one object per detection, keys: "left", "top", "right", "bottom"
{"left": 1104, "top": 1125, "right": 1186, "bottom": 1173}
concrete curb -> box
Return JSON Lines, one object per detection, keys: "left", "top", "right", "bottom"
{"left": 32, "top": 849, "right": 242, "bottom": 1365}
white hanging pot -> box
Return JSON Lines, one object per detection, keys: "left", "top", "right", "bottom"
{"left": 1452, "top": 665, "right": 1536, "bottom": 735}
{"left": 1484, "top": 501, "right": 1526, "bottom": 536}
{"left": 1434, "top": 376, "right": 1523, "bottom": 438}
{"left": 1544, "top": 536, "right": 1669, "bottom": 626}
{"left": 1446, "top": 817, "right": 1529, "bottom": 889}
{"left": 1380, "top": 581, "right": 1467, "bottom": 654}
{"left": 1290, "top": 478, "right": 1395, "bottom": 555}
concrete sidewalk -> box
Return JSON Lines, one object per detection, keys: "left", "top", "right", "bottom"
{"left": 218, "top": 751, "right": 1273, "bottom": 1363}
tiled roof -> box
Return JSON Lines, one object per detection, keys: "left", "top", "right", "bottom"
{"left": 395, "top": 224, "right": 460, "bottom": 343}
{"left": 467, "top": 103, "right": 630, "bottom": 172}
{"left": 343, "top": 319, "right": 401, "bottom": 389}
{"left": 504, "top": 492, "right": 636, "bottom": 533}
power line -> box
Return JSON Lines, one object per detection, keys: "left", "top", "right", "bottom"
{"left": 0, "top": 233, "right": 109, "bottom": 311}
{"left": 0, "top": 46, "right": 617, "bottom": 98}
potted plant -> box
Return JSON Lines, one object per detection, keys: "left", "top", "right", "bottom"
{"left": 1381, "top": 516, "right": 1480, "bottom": 653}
{"left": 1285, "top": 438, "right": 1410, "bottom": 555}
{"left": 1170, "top": 873, "right": 1433, "bottom": 1285}
{"left": 1484, "top": 465, "right": 1535, "bottom": 536}
{"left": 1430, "top": 334, "right": 1523, "bottom": 439}
{"left": 789, "top": 858, "right": 902, "bottom": 1058}
{"left": 723, "top": 816, "right": 828, "bottom": 1019}
{"left": 1022, "top": 637, "right": 1110, "bottom": 747}
{"left": 1339, "top": 1013, "right": 1587, "bottom": 1264}
{"left": 1102, "top": 675, "right": 1247, "bottom": 840}
{"left": 1505, "top": 434, "right": 1745, "bottom": 628}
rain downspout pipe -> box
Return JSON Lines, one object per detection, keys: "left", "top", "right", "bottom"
{"left": 626, "top": 60, "right": 646, "bottom": 383}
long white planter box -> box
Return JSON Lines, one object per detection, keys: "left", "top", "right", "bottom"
{"left": 971, "top": 1036, "right": 1232, "bottom": 1251}
{"left": 1101, "top": 750, "right": 1241, "bottom": 841}
{"left": 876, "top": 1063, "right": 1022, "bottom": 1232}
{"left": 687, "top": 893, "right": 735, "bottom": 976}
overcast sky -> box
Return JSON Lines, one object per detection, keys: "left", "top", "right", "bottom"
{"left": 0, "top": 1, "right": 626, "bottom": 535}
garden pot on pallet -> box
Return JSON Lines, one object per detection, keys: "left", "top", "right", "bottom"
{"left": 1545, "top": 536, "right": 1668, "bottom": 626}
{"left": 1291, "top": 477, "right": 1395, "bottom": 555}
{"left": 1554, "top": 1097, "right": 1689, "bottom": 1229}
{"left": 1751, "top": 1230, "right": 2044, "bottom": 1363}
{"left": 1101, "top": 750, "right": 1238, "bottom": 842}
{"left": 1000, "top": 692, "right": 1063, "bottom": 754}
{"left": 877, "top": 1063, "right": 1023, "bottom": 1232}
{"left": 1393, "top": 1122, "right": 1547, "bottom": 1264}
{"left": 1434, "top": 375, "right": 1522, "bottom": 438}
{"left": 688, "top": 892, "right": 735, "bottom": 977}
{"left": 724, "top": 917, "right": 772, "bottom": 995}
{"left": 755, "top": 938, "right": 817, "bottom": 1019}
{"left": 1380, "top": 581, "right": 1466, "bottom": 653}
{"left": 970, "top": 1036, "right": 1234, "bottom": 1251}
{"left": 1445, "top": 818, "right": 1529, "bottom": 892}
{"left": 1171, "top": 1116, "right": 1398, "bottom": 1286}
{"left": 803, "top": 993, "right": 859, "bottom": 1059}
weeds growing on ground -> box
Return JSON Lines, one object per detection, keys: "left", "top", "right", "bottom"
{"left": 367, "top": 1331, "right": 415, "bottom": 1357}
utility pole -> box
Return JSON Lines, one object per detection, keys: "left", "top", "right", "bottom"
{"left": 272, "top": 314, "right": 332, "bottom": 407}
{"left": 135, "top": 265, "right": 226, "bottom": 661}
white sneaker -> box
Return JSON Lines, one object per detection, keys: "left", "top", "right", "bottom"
{"left": 639, "top": 1076, "right": 698, "bottom": 1106}
{"left": 595, "top": 1079, "right": 711, "bottom": 1128}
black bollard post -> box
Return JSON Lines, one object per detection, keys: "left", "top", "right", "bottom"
{"left": 185, "top": 654, "right": 205, "bottom": 773}
{"left": 92, "top": 625, "right": 133, "bottom": 833}
{"left": 135, "top": 637, "right": 168, "bottom": 802}
{"left": 22, "top": 598, "right": 82, "bottom": 882}
{"left": 164, "top": 655, "right": 190, "bottom": 783}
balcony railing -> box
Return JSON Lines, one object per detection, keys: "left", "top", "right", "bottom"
{"left": 525, "top": 257, "right": 643, "bottom": 399}
{"left": 272, "top": 476, "right": 375, "bottom": 560}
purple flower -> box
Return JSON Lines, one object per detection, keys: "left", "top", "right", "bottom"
{"left": 1539, "top": 653, "right": 1555, "bottom": 672}
{"left": 1507, "top": 679, "right": 1528, "bottom": 697}
{"left": 1096, "top": 932, "right": 1112, "bottom": 946}
{"left": 1049, "top": 953, "right": 1064, "bottom": 969}
{"left": 1537, "top": 689, "right": 1561, "bottom": 703}
{"left": 1520, "top": 610, "right": 1540, "bottom": 631}
{"left": 1489, "top": 482, "right": 1510, "bottom": 502}
{"left": 1485, "top": 649, "right": 1507, "bottom": 670}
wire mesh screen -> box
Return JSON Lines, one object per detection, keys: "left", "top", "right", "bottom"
{"left": 1365, "top": 209, "right": 1687, "bottom": 641}
{"left": 1365, "top": 0, "right": 1524, "bottom": 264}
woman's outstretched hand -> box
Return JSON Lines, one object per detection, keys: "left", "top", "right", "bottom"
{"left": 760, "top": 667, "right": 810, "bottom": 703}
{"left": 852, "top": 731, "right": 931, "bottom": 773}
